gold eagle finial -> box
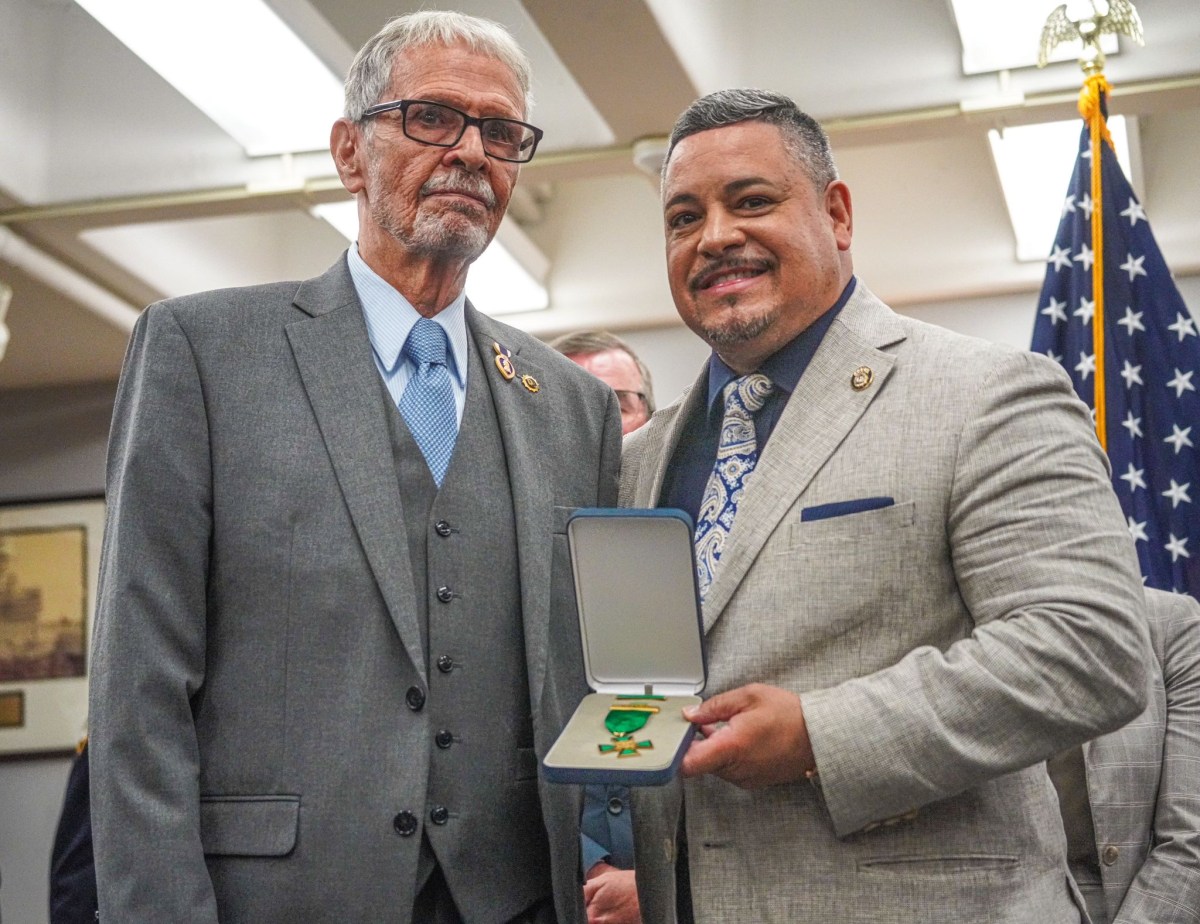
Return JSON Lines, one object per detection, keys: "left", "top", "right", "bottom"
{"left": 1038, "top": 0, "right": 1144, "bottom": 74}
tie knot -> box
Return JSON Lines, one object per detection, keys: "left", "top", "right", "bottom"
{"left": 724, "top": 373, "right": 773, "bottom": 415}
{"left": 404, "top": 318, "right": 448, "bottom": 367}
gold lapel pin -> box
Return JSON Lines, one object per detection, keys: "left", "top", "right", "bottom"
{"left": 851, "top": 366, "right": 874, "bottom": 391}
{"left": 492, "top": 341, "right": 516, "bottom": 381}
{"left": 521, "top": 374, "right": 540, "bottom": 394}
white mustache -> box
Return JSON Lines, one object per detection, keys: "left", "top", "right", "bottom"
{"left": 420, "top": 172, "right": 496, "bottom": 207}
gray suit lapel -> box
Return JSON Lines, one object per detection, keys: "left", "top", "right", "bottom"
{"left": 700, "top": 286, "right": 906, "bottom": 630}
{"left": 466, "top": 307, "right": 554, "bottom": 709}
{"left": 285, "top": 258, "right": 426, "bottom": 683}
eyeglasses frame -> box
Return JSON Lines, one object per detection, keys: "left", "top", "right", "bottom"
{"left": 614, "top": 389, "right": 649, "bottom": 409}
{"left": 359, "top": 98, "right": 544, "bottom": 164}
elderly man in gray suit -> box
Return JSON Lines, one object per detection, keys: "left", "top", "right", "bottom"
{"left": 620, "top": 88, "right": 1151, "bottom": 923}
{"left": 88, "top": 11, "right": 620, "bottom": 924}
{"left": 1051, "top": 587, "right": 1200, "bottom": 923}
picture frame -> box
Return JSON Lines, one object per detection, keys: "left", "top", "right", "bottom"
{"left": 0, "top": 496, "right": 103, "bottom": 758}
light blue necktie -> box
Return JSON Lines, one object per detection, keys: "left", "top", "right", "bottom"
{"left": 398, "top": 318, "right": 457, "bottom": 486}
{"left": 693, "top": 373, "right": 774, "bottom": 600}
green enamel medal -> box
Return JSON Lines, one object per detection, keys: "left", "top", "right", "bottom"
{"left": 599, "top": 695, "right": 665, "bottom": 758}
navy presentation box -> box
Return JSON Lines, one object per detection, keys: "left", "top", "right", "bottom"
{"left": 542, "top": 509, "right": 706, "bottom": 786}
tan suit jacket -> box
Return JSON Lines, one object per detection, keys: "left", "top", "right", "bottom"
{"left": 620, "top": 283, "right": 1150, "bottom": 923}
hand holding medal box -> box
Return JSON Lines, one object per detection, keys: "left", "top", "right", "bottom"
{"left": 542, "top": 509, "right": 705, "bottom": 786}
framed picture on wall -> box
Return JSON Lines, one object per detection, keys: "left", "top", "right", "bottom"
{"left": 0, "top": 496, "right": 103, "bottom": 757}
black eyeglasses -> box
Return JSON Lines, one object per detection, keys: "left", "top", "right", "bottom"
{"left": 614, "top": 390, "right": 648, "bottom": 415}
{"left": 360, "top": 99, "right": 543, "bottom": 163}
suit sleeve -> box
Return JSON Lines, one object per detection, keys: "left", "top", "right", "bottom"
{"left": 802, "top": 350, "right": 1151, "bottom": 836}
{"left": 599, "top": 388, "right": 621, "bottom": 507}
{"left": 88, "top": 304, "right": 220, "bottom": 921}
{"left": 1113, "top": 594, "right": 1200, "bottom": 924}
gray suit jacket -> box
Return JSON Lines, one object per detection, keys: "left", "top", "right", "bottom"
{"left": 1084, "top": 588, "right": 1200, "bottom": 924}
{"left": 620, "top": 283, "right": 1150, "bottom": 923}
{"left": 88, "top": 255, "right": 621, "bottom": 922}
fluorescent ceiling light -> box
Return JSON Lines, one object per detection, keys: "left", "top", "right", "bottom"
{"left": 0, "top": 282, "right": 11, "bottom": 364}
{"left": 73, "top": 0, "right": 343, "bottom": 156}
{"left": 313, "top": 201, "right": 550, "bottom": 316}
{"left": 949, "top": 0, "right": 1119, "bottom": 74}
{"left": 989, "top": 116, "right": 1132, "bottom": 262}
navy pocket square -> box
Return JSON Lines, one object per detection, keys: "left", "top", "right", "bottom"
{"left": 801, "top": 497, "right": 895, "bottom": 522}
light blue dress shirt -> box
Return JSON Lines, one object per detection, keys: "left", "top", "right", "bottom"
{"left": 347, "top": 244, "right": 469, "bottom": 425}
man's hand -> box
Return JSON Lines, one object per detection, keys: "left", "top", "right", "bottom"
{"left": 680, "top": 682, "right": 815, "bottom": 788}
{"left": 583, "top": 862, "right": 641, "bottom": 924}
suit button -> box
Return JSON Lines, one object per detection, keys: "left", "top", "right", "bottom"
{"left": 430, "top": 805, "right": 449, "bottom": 825}
{"left": 436, "top": 585, "right": 454, "bottom": 603}
{"left": 1102, "top": 845, "right": 1120, "bottom": 866}
{"left": 393, "top": 811, "right": 418, "bottom": 836}
{"left": 607, "top": 797, "right": 624, "bottom": 816}
{"left": 435, "top": 729, "right": 454, "bottom": 749}
{"left": 405, "top": 686, "right": 425, "bottom": 711}
{"left": 437, "top": 655, "right": 454, "bottom": 673}
{"left": 435, "top": 520, "right": 453, "bottom": 537}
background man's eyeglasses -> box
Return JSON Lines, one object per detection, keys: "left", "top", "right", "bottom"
{"left": 361, "top": 99, "right": 543, "bottom": 164}
{"left": 615, "top": 390, "right": 648, "bottom": 416}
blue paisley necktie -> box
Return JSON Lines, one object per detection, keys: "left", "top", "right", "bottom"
{"left": 693, "top": 373, "right": 774, "bottom": 600}
{"left": 398, "top": 318, "right": 458, "bottom": 486}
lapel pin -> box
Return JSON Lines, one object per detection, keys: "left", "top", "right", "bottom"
{"left": 492, "top": 341, "right": 516, "bottom": 381}
{"left": 521, "top": 374, "right": 540, "bottom": 394}
{"left": 851, "top": 366, "right": 874, "bottom": 391}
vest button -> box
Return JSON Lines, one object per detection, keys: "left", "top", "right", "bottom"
{"left": 393, "top": 811, "right": 418, "bottom": 836}
{"left": 437, "top": 655, "right": 454, "bottom": 673}
{"left": 430, "top": 805, "right": 450, "bottom": 825}
{"left": 405, "top": 686, "right": 425, "bottom": 711}
{"left": 1102, "top": 845, "right": 1120, "bottom": 866}
{"left": 607, "top": 796, "right": 625, "bottom": 816}
{"left": 435, "top": 520, "right": 453, "bottom": 537}
{"left": 436, "top": 585, "right": 454, "bottom": 603}
{"left": 435, "top": 729, "right": 454, "bottom": 749}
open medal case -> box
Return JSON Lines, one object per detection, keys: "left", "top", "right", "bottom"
{"left": 542, "top": 508, "right": 706, "bottom": 786}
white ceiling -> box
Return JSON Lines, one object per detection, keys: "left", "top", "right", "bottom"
{"left": 2, "top": 0, "right": 1199, "bottom": 391}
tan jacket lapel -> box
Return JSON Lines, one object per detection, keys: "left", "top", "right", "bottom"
{"left": 681, "top": 286, "right": 908, "bottom": 632}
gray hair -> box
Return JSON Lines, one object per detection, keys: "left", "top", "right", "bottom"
{"left": 663, "top": 89, "right": 838, "bottom": 191}
{"left": 344, "top": 10, "right": 533, "bottom": 122}
{"left": 548, "top": 329, "right": 656, "bottom": 415}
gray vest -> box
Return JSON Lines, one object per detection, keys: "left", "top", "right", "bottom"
{"left": 387, "top": 334, "right": 551, "bottom": 922}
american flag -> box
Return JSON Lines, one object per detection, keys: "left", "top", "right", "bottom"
{"left": 1031, "top": 105, "right": 1199, "bottom": 598}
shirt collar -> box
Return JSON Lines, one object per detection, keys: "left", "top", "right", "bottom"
{"left": 347, "top": 244, "right": 469, "bottom": 387}
{"left": 706, "top": 276, "right": 857, "bottom": 411}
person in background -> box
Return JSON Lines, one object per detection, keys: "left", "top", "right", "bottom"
{"left": 552, "top": 329, "right": 657, "bottom": 924}
{"left": 88, "top": 11, "right": 620, "bottom": 923}
{"left": 49, "top": 738, "right": 96, "bottom": 924}
{"left": 621, "top": 88, "right": 1150, "bottom": 923}
{"left": 550, "top": 330, "right": 655, "bottom": 435}
{"left": 1050, "top": 587, "right": 1200, "bottom": 924}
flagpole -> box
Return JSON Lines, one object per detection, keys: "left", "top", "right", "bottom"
{"left": 1080, "top": 74, "right": 1112, "bottom": 450}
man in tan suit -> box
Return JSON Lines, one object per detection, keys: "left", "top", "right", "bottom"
{"left": 1051, "top": 587, "right": 1200, "bottom": 924}
{"left": 621, "top": 88, "right": 1151, "bottom": 923}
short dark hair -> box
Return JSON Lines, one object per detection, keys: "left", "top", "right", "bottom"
{"left": 663, "top": 88, "right": 837, "bottom": 191}
{"left": 547, "top": 329, "right": 656, "bottom": 415}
